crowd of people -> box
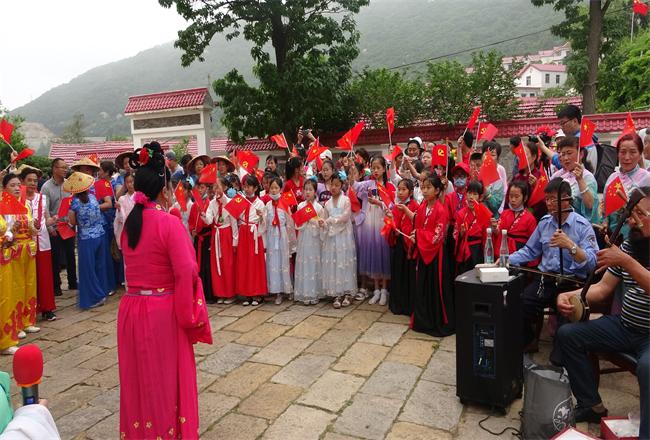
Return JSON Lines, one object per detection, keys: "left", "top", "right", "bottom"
{"left": 0, "top": 104, "right": 649, "bottom": 439}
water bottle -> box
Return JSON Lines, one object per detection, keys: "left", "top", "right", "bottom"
{"left": 499, "top": 229, "right": 509, "bottom": 267}
{"left": 484, "top": 227, "right": 494, "bottom": 264}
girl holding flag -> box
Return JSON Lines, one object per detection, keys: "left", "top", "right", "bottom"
{"left": 511, "top": 141, "right": 547, "bottom": 220}
{"left": 188, "top": 177, "right": 215, "bottom": 303}
{"left": 263, "top": 176, "right": 295, "bottom": 305}
{"left": 491, "top": 181, "right": 537, "bottom": 256}
{"left": 294, "top": 180, "right": 325, "bottom": 305}
{"left": 202, "top": 177, "right": 238, "bottom": 304}
{"left": 352, "top": 156, "right": 395, "bottom": 305}
{"left": 453, "top": 180, "right": 492, "bottom": 275}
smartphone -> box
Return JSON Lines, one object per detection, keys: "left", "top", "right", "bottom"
{"left": 370, "top": 189, "right": 378, "bottom": 197}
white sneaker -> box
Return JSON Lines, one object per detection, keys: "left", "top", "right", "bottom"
{"left": 354, "top": 288, "right": 368, "bottom": 302}
{"left": 223, "top": 298, "right": 235, "bottom": 305}
{"left": 1, "top": 346, "right": 18, "bottom": 355}
{"left": 379, "top": 289, "right": 389, "bottom": 306}
{"left": 368, "top": 289, "right": 381, "bottom": 305}
{"left": 24, "top": 326, "right": 40, "bottom": 333}
{"left": 17, "top": 331, "right": 26, "bottom": 339}
{"left": 275, "top": 294, "right": 283, "bottom": 305}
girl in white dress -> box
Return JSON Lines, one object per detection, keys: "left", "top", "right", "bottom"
{"left": 264, "top": 176, "right": 294, "bottom": 304}
{"left": 322, "top": 174, "right": 357, "bottom": 308}
{"left": 294, "top": 180, "right": 325, "bottom": 305}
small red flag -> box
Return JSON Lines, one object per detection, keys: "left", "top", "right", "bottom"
{"left": 473, "top": 201, "right": 493, "bottom": 226}
{"left": 604, "top": 176, "right": 627, "bottom": 216}
{"left": 467, "top": 106, "right": 481, "bottom": 130}
{"left": 0, "top": 119, "right": 14, "bottom": 146}
{"left": 306, "top": 139, "right": 329, "bottom": 163}
{"left": 633, "top": 0, "right": 649, "bottom": 15}
{"left": 0, "top": 191, "right": 28, "bottom": 215}
{"left": 348, "top": 186, "right": 361, "bottom": 213}
{"left": 13, "top": 148, "right": 34, "bottom": 162}
{"left": 431, "top": 144, "right": 448, "bottom": 167}
{"left": 88, "top": 153, "right": 99, "bottom": 165}
{"left": 270, "top": 133, "right": 289, "bottom": 149}
{"left": 380, "top": 215, "right": 397, "bottom": 238}
{"left": 191, "top": 187, "right": 205, "bottom": 212}
{"left": 375, "top": 181, "right": 394, "bottom": 208}
{"left": 512, "top": 142, "right": 530, "bottom": 171}
{"left": 528, "top": 165, "right": 549, "bottom": 206}
{"left": 385, "top": 145, "right": 403, "bottom": 163}
{"left": 94, "top": 180, "right": 113, "bottom": 200}
{"left": 224, "top": 194, "right": 250, "bottom": 219}
{"left": 58, "top": 196, "right": 73, "bottom": 218}
{"left": 290, "top": 145, "right": 300, "bottom": 158}
{"left": 479, "top": 152, "right": 500, "bottom": 186}
{"left": 477, "top": 123, "right": 498, "bottom": 142}
{"left": 199, "top": 163, "right": 218, "bottom": 184}
{"left": 292, "top": 202, "right": 318, "bottom": 227}
{"left": 56, "top": 223, "right": 76, "bottom": 240}
{"left": 579, "top": 117, "right": 596, "bottom": 148}
{"left": 236, "top": 150, "right": 260, "bottom": 174}
{"left": 386, "top": 108, "right": 395, "bottom": 136}
{"left": 174, "top": 182, "right": 187, "bottom": 212}
{"left": 615, "top": 113, "right": 637, "bottom": 147}
{"left": 337, "top": 121, "right": 365, "bottom": 151}
{"left": 280, "top": 190, "right": 298, "bottom": 209}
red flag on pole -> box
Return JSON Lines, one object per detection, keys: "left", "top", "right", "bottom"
{"left": 270, "top": 133, "right": 289, "bottom": 149}
{"left": 292, "top": 202, "right": 318, "bottom": 227}
{"left": 236, "top": 150, "right": 259, "bottom": 174}
{"left": 604, "top": 176, "right": 627, "bottom": 216}
{"left": 94, "top": 180, "right": 114, "bottom": 200}
{"left": 199, "top": 163, "right": 218, "bottom": 184}
{"left": 380, "top": 215, "right": 397, "bottom": 238}
{"left": 633, "top": 0, "right": 649, "bottom": 15}
{"left": 579, "top": 117, "right": 596, "bottom": 148}
{"left": 348, "top": 186, "right": 361, "bottom": 213}
{"left": 224, "top": 194, "right": 250, "bottom": 219}
{"left": 306, "top": 138, "right": 329, "bottom": 163}
{"left": 174, "top": 182, "right": 187, "bottom": 212}
{"left": 0, "top": 191, "right": 28, "bottom": 215}
{"left": 290, "top": 145, "right": 300, "bottom": 158}
{"left": 0, "top": 119, "right": 14, "bottom": 146}
{"left": 279, "top": 190, "right": 298, "bottom": 210}
{"left": 512, "top": 142, "right": 530, "bottom": 172}
{"left": 386, "top": 108, "right": 395, "bottom": 136}
{"left": 467, "top": 106, "right": 481, "bottom": 130}
{"left": 375, "top": 181, "right": 394, "bottom": 208}
{"left": 478, "top": 152, "right": 501, "bottom": 186}
{"left": 58, "top": 197, "right": 73, "bottom": 218}
{"left": 477, "top": 123, "right": 498, "bottom": 142}
{"left": 337, "top": 121, "right": 365, "bottom": 151}
{"left": 88, "top": 153, "right": 99, "bottom": 166}
{"left": 528, "top": 165, "right": 549, "bottom": 206}
{"left": 13, "top": 148, "right": 34, "bottom": 162}
{"left": 431, "top": 144, "right": 448, "bottom": 167}
{"left": 615, "top": 113, "right": 637, "bottom": 146}
{"left": 385, "top": 145, "right": 403, "bottom": 163}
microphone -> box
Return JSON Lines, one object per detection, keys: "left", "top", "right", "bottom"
{"left": 12, "top": 344, "right": 43, "bottom": 406}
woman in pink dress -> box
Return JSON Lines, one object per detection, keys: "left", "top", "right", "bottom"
{"left": 117, "top": 142, "right": 212, "bottom": 440}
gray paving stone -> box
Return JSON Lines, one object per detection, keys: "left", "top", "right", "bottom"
{"left": 88, "top": 386, "right": 120, "bottom": 412}
{"left": 305, "top": 329, "right": 360, "bottom": 357}
{"left": 334, "top": 393, "right": 403, "bottom": 440}
{"left": 271, "top": 354, "right": 335, "bottom": 388}
{"left": 199, "top": 343, "right": 259, "bottom": 376}
{"left": 298, "top": 370, "right": 365, "bottom": 412}
{"left": 359, "top": 322, "right": 407, "bottom": 347}
{"left": 56, "top": 406, "right": 112, "bottom": 440}
{"left": 250, "top": 336, "right": 312, "bottom": 366}
{"left": 399, "top": 380, "right": 463, "bottom": 431}
{"left": 360, "top": 361, "right": 421, "bottom": 399}
{"left": 268, "top": 306, "right": 316, "bottom": 326}
{"left": 198, "top": 392, "right": 240, "bottom": 434}
{"left": 421, "top": 348, "right": 456, "bottom": 386}
{"left": 86, "top": 411, "right": 119, "bottom": 440}
{"left": 263, "top": 404, "right": 335, "bottom": 440}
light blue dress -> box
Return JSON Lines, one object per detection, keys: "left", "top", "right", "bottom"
{"left": 264, "top": 201, "right": 293, "bottom": 294}
{"left": 294, "top": 201, "right": 325, "bottom": 302}
{"left": 322, "top": 195, "right": 357, "bottom": 297}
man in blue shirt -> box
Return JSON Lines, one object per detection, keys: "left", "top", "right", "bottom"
{"left": 509, "top": 177, "right": 599, "bottom": 351}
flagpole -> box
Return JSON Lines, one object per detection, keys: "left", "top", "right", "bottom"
{"left": 473, "top": 121, "right": 481, "bottom": 152}
{"left": 631, "top": 10, "right": 635, "bottom": 40}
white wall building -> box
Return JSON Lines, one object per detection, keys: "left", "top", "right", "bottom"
{"left": 514, "top": 63, "right": 568, "bottom": 98}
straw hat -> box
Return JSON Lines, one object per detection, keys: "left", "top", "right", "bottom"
{"left": 63, "top": 172, "right": 94, "bottom": 194}
{"left": 188, "top": 155, "right": 210, "bottom": 174}
{"left": 115, "top": 150, "right": 135, "bottom": 170}
{"left": 71, "top": 157, "right": 101, "bottom": 171}
{"left": 211, "top": 155, "right": 235, "bottom": 173}
{"left": 16, "top": 164, "right": 43, "bottom": 178}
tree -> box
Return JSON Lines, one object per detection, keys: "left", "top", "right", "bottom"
{"left": 159, "top": 0, "right": 369, "bottom": 143}
{"left": 347, "top": 68, "right": 425, "bottom": 130}
{"left": 59, "top": 113, "right": 86, "bottom": 143}
{"left": 421, "top": 61, "right": 471, "bottom": 125}
{"left": 530, "top": 0, "right": 631, "bottom": 114}
{"left": 0, "top": 114, "right": 51, "bottom": 174}
{"left": 598, "top": 27, "right": 650, "bottom": 112}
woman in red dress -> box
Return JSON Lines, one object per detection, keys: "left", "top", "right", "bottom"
{"left": 117, "top": 142, "right": 212, "bottom": 440}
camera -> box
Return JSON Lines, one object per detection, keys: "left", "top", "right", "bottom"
{"left": 528, "top": 135, "right": 539, "bottom": 143}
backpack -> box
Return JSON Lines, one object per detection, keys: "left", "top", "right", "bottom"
{"left": 594, "top": 143, "right": 618, "bottom": 193}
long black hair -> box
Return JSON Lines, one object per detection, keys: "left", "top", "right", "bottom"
{"left": 125, "top": 142, "right": 171, "bottom": 249}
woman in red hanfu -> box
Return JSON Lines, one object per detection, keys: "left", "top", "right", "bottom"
{"left": 117, "top": 143, "right": 211, "bottom": 440}
{"left": 400, "top": 175, "right": 455, "bottom": 337}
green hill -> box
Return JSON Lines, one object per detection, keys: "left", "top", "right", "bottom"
{"left": 12, "top": 0, "right": 563, "bottom": 137}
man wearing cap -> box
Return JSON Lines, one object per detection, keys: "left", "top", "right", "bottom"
{"left": 166, "top": 151, "right": 182, "bottom": 175}
{"left": 40, "top": 158, "right": 77, "bottom": 295}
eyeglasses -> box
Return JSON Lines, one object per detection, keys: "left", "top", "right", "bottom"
{"left": 559, "top": 119, "right": 572, "bottom": 127}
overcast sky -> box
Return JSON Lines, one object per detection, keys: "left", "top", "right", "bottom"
{"left": 0, "top": 0, "right": 188, "bottom": 110}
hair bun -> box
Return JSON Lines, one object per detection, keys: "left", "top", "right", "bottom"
{"left": 130, "top": 141, "right": 166, "bottom": 172}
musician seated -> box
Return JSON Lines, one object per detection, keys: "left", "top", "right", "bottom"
{"left": 556, "top": 185, "right": 650, "bottom": 434}
{"left": 509, "top": 177, "right": 598, "bottom": 352}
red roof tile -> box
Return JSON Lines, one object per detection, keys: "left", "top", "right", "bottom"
{"left": 528, "top": 63, "right": 566, "bottom": 72}
{"left": 124, "top": 87, "right": 211, "bottom": 114}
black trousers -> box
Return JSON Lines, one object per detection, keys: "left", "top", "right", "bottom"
{"left": 51, "top": 234, "right": 77, "bottom": 293}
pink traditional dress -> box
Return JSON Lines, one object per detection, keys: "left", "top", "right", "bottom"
{"left": 117, "top": 199, "right": 212, "bottom": 440}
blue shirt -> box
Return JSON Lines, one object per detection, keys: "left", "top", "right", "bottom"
{"left": 509, "top": 211, "right": 598, "bottom": 279}
{"left": 71, "top": 194, "right": 106, "bottom": 240}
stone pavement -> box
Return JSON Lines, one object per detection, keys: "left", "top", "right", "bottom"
{"left": 0, "top": 289, "right": 640, "bottom": 439}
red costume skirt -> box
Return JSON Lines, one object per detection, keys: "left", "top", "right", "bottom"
{"left": 210, "top": 227, "right": 236, "bottom": 298}
{"left": 36, "top": 250, "right": 56, "bottom": 313}
{"left": 235, "top": 225, "right": 267, "bottom": 296}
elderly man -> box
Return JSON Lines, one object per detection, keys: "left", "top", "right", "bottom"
{"left": 556, "top": 182, "right": 650, "bottom": 436}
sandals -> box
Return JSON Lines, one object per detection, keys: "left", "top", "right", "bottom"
{"left": 342, "top": 295, "right": 351, "bottom": 307}
{"left": 251, "top": 297, "right": 262, "bottom": 306}
{"left": 333, "top": 297, "right": 342, "bottom": 309}
{"left": 242, "top": 300, "right": 250, "bottom": 306}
